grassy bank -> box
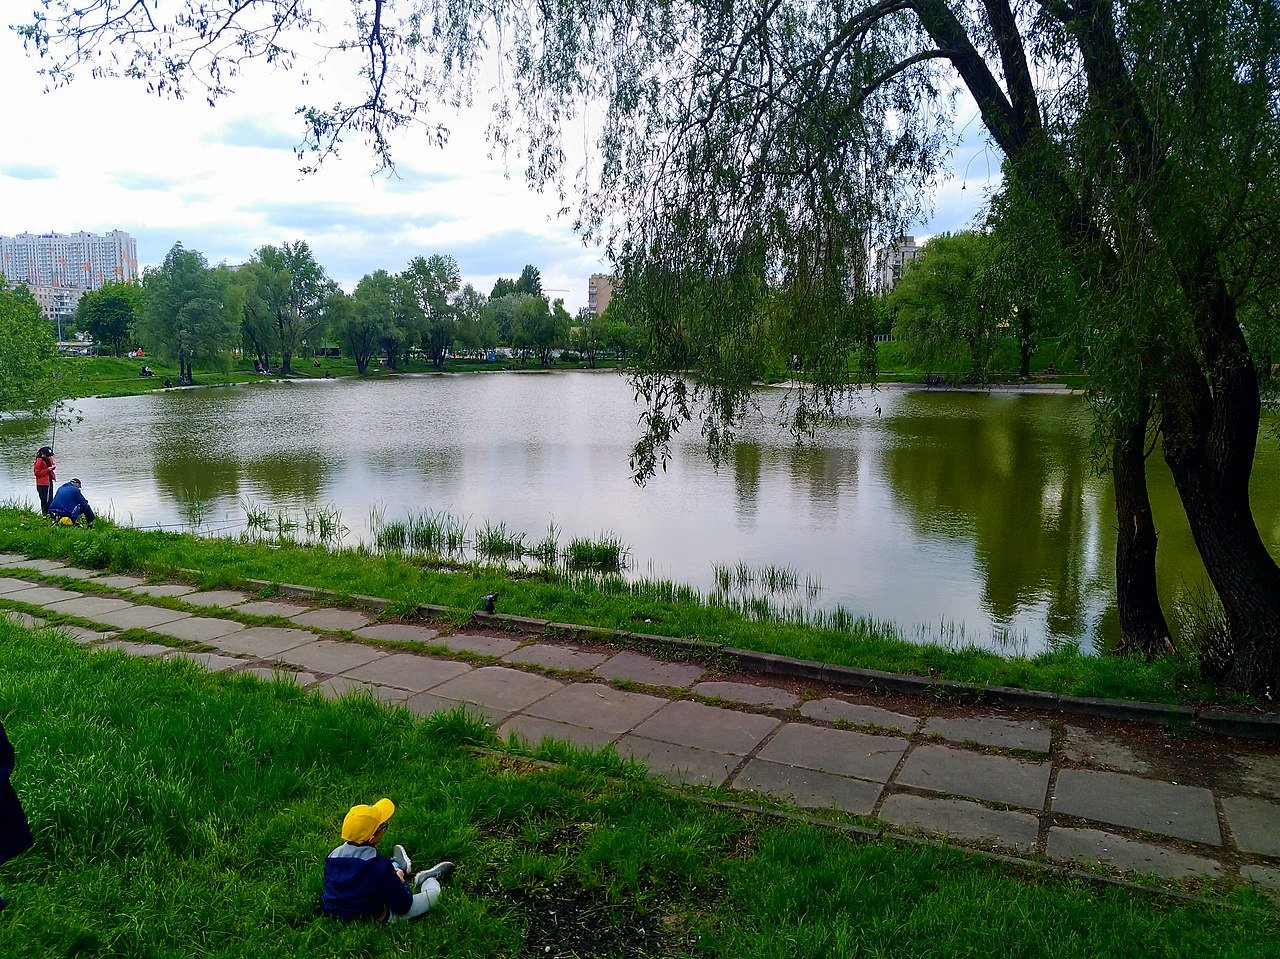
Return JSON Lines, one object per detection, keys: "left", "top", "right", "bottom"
{"left": 0, "top": 507, "right": 1220, "bottom": 706}
{"left": 53, "top": 355, "right": 623, "bottom": 401}
{"left": 0, "top": 621, "right": 1271, "bottom": 958}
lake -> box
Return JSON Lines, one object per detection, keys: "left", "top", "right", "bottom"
{"left": 3, "top": 371, "right": 1277, "bottom": 656}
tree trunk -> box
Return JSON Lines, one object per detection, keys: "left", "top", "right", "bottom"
{"left": 355, "top": 356, "right": 367, "bottom": 374}
{"left": 281, "top": 351, "right": 292, "bottom": 373}
{"left": 1111, "top": 398, "right": 1172, "bottom": 658}
{"left": 1018, "top": 309, "right": 1033, "bottom": 378}
{"left": 1161, "top": 331, "right": 1280, "bottom": 694}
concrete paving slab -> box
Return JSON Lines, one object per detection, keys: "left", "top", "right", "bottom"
{"left": 429, "top": 666, "right": 563, "bottom": 712}
{"left": 499, "top": 715, "right": 619, "bottom": 751}
{"left": 503, "top": 643, "right": 611, "bottom": 672}
{"left": 435, "top": 633, "right": 521, "bottom": 657}
{"left": 354, "top": 622, "right": 441, "bottom": 644}
{"left": 291, "top": 607, "right": 373, "bottom": 631}
{"left": 404, "top": 692, "right": 507, "bottom": 724}
{"left": 210, "top": 626, "right": 316, "bottom": 657}
{"left": 90, "top": 575, "right": 145, "bottom": 589}
{"left": 1052, "top": 769, "right": 1220, "bottom": 844}
{"left": 614, "top": 735, "right": 736, "bottom": 786}
{"left": 129, "top": 583, "right": 198, "bottom": 598}
{"left": 757, "top": 724, "right": 908, "bottom": 783}
{"left": 240, "top": 667, "right": 319, "bottom": 687}
{"left": 10, "top": 559, "right": 66, "bottom": 573}
{"left": 632, "top": 699, "right": 780, "bottom": 755}
{"left": 185, "top": 589, "right": 253, "bottom": 609}
{"left": 48, "top": 567, "right": 101, "bottom": 580}
{"left": 897, "top": 744, "right": 1050, "bottom": 810}
{"left": 20, "top": 586, "right": 86, "bottom": 606}
{"left": 97, "top": 640, "right": 171, "bottom": 657}
{"left": 41, "top": 596, "right": 134, "bottom": 618}
{"left": 1047, "top": 827, "right": 1222, "bottom": 880}
{"left": 879, "top": 793, "right": 1039, "bottom": 852}
{"left": 2, "top": 611, "right": 47, "bottom": 629}
{"left": 694, "top": 681, "right": 799, "bottom": 709}
{"left": 166, "top": 651, "right": 246, "bottom": 673}
{"left": 733, "top": 758, "right": 882, "bottom": 814}
{"left": 0, "top": 554, "right": 28, "bottom": 565}
{"left": 1237, "top": 754, "right": 1280, "bottom": 801}
{"left": 54, "top": 625, "right": 115, "bottom": 645}
{"left": 523, "top": 682, "right": 668, "bottom": 733}
{"left": 594, "top": 650, "right": 705, "bottom": 687}
{"left": 1242, "top": 864, "right": 1280, "bottom": 898}
{"left": 800, "top": 699, "right": 919, "bottom": 733}
{"left": 150, "top": 616, "right": 245, "bottom": 643}
{"left": 235, "top": 599, "right": 312, "bottom": 618}
{"left": 1222, "top": 796, "right": 1280, "bottom": 856}
{"left": 923, "top": 715, "right": 1052, "bottom": 755}
{"left": 277, "top": 640, "right": 386, "bottom": 674}
{"left": 0, "top": 578, "right": 39, "bottom": 596}
{"left": 92, "top": 605, "right": 192, "bottom": 630}
{"left": 318, "top": 676, "right": 412, "bottom": 703}
{"left": 342, "top": 653, "right": 472, "bottom": 692}
{"left": 1059, "top": 725, "right": 1151, "bottom": 774}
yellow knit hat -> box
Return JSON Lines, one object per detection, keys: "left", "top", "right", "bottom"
{"left": 341, "top": 798, "right": 395, "bottom": 843}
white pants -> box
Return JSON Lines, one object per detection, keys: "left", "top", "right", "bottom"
{"left": 389, "top": 878, "right": 441, "bottom": 922}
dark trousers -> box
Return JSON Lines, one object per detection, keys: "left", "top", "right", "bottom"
{"left": 36, "top": 484, "right": 52, "bottom": 515}
{"left": 51, "top": 503, "right": 94, "bottom": 526}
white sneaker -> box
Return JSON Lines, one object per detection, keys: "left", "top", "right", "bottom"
{"left": 415, "top": 861, "right": 456, "bottom": 887}
{"left": 392, "top": 844, "right": 412, "bottom": 875}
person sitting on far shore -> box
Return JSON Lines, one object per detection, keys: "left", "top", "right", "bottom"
{"left": 321, "top": 798, "right": 454, "bottom": 923}
{"left": 48, "top": 479, "right": 96, "bottom": 528}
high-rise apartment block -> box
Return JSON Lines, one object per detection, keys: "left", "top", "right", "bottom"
{"left": 876, "top": 236, "right": 920, "bottom": 294}
{"left": 1, "top": 230, "right": 138, "bottom": 292}
{"left": 587, "top": 273, "right": 616, "bottom": 317}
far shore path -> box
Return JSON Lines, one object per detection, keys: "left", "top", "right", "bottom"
{"left": 2, "top": 551, "right": 1276, "bottom": 900}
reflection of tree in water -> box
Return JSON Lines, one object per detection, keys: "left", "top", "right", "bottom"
{"left": 729, "top": 437, "right": 859, "bottom": 519}
{"left": 880, "top": 395, "right": 1110, "bottom": 645}
{"left": 242, "top": 452, "right": 333, "bottom": 500}
{"left": 153, "top": 454, "right": 242, "bottom": 504}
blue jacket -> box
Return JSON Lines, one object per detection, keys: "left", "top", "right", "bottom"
{"left": 321, "top": 843, "right": 412, "bottom": 920}
{"left": 49, "top": 482, "right": 90, "bottom": 517}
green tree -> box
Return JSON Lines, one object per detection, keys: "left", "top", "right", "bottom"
{"left": 75, "top": 281, "right": 141, "bottom": 357}
{"left": 349, "top": 270, "right": 407, "bottom": 372}
{"left": 138, "top": 244, "right": 237, "bottom": 385}
{"left": 489, "top": 277, "right": 516, "bottom": 301}
{"left": 0, "top": 281, "right": 58, "bottom": 414}
{"left": 889, "top": 232, "right": 998, "bottom": 384}
{"left": 231, "top": 261, "right": 284, "bottom": 370}
{"left": 25, "top": 0, "right": 1280, "bottom": 688}
{"left": 452, "top": 283, "right": 495, "bottom": 356}
{"left": 403, "top": 254, "right": 462, "bottom": 368}
{"left": 514, "top": 264, "right": 543, "bottom": 297}
{"left": 252, "top": 241, "right": 334, "bottom": 373}
{"left": 572, "top": 307, "right": 600, "bottom": 367}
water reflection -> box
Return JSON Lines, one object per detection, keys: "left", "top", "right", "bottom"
{"left": 1, "top": 373, "right": 1276, "bottom": 656}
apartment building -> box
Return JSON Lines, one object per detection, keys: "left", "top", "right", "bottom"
{"left": 0, "top": 229, "right": 139, "bottom": 292}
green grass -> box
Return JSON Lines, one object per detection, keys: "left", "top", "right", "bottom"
{"left": 0, "top": 621, "right": 1271, "bottom": 958}
{"left": 0, "top": 507, "right": 1231, "bottom": 706}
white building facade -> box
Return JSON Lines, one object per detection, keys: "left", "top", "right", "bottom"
{"left": 0, "top": 230, "right": 138, "bottom": 292}
{"left": 875, "top": 236, "right": 920, "bottom": 295}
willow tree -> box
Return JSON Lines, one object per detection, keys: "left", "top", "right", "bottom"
{"left": 20, "top": 0, "right": 1280, "bottom": 690}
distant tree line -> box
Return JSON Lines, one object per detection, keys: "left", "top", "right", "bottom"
{"left": 66, "top": 243, "right": 640, "bottom": 382}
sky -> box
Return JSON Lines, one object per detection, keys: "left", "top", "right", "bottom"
{"left": 0, "top": 13, "right": 1001, "bottom": 314}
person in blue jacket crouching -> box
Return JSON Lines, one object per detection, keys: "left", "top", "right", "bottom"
{"left": 48, "top": 479, "right": 96, "bottom": 528}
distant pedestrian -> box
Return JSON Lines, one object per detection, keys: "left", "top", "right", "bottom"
{"left": 48, "top": 479, "right": 96, "bottom": 528}
{"left": 0, "top": 719, "right": 34, "bottom": 914}
{"left": 32, "top": 447, "right": 56, "bottom": 515}
{"left": 321, "top": 797, "right": 455, "bottom": 923}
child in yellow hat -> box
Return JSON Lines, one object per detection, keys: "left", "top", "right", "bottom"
{"left": 320, "top": 797, "right": 455, "bottom": 922}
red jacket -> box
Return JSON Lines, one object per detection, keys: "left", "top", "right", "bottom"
{"left": 33, "top": 455, "right": 55, "bottom": 487}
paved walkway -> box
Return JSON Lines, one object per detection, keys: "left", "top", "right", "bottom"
{"left": 2, "top": 552, "right": 1278, "bottom": 898}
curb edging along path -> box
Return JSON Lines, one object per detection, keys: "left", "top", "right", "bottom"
{"left": 3, "top": 554, "right": 1280, "bottom": 900}
{"left": 253, "top": 577, "right": 1280, "bottom": 741}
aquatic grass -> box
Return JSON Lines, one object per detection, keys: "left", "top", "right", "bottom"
{"left": 563, "top": 532, "right": 630, "bottom": 572}
{"left": 0, "top": 622, "right": 1272, "bottom": 958}
{"left": 529, "top": 521, "right": 561, "bottom": 567}
{"left": 241, "top": 499, "right": 271, "bottom": 531}
{"left": 303, "top": 504, "right": 346, "bottom": 545}
{"left": 474, "top": 521, "right": 527, "bottom": 561}
{"left": 178, "top": 487, "right": 211, "bottom": 531}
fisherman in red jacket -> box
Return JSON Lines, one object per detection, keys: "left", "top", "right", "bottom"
{"left": 32, "top": 447, "right": 55, "bottom": 515}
